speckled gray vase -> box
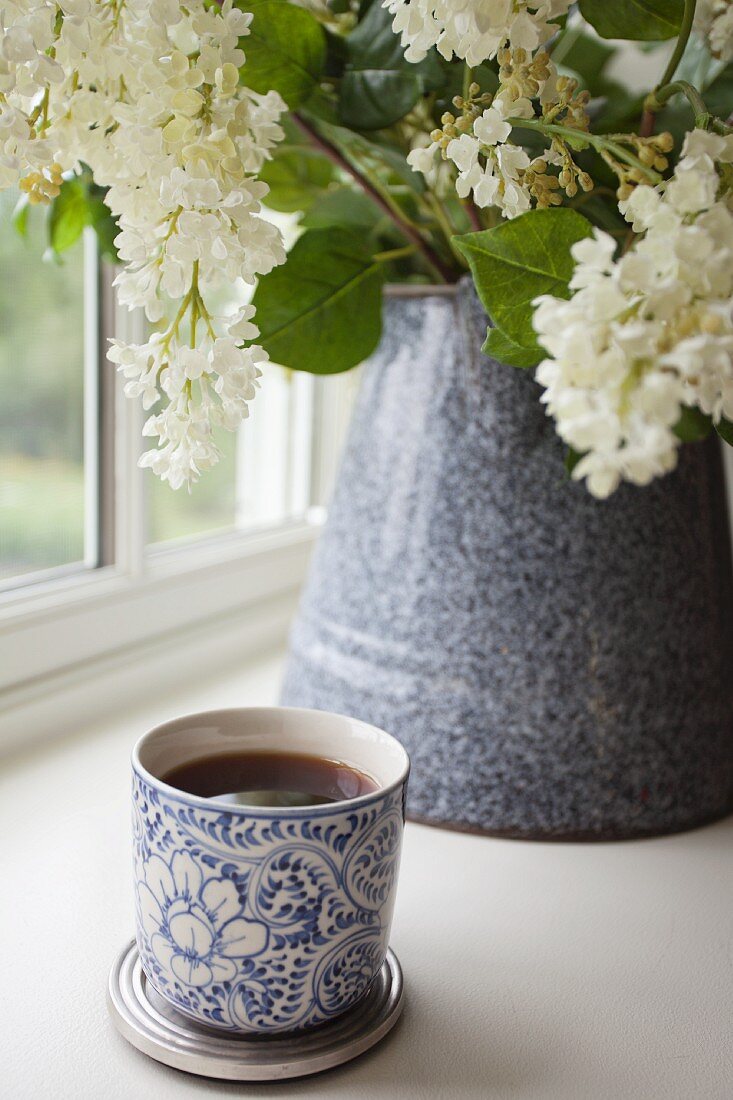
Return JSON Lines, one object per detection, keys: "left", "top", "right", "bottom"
{"left": 282, "top": 280, "right": 733, "bottom": 840}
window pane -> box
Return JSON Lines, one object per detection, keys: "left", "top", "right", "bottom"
{"left": 0, "top": 193, "right": 88, "bottom": 587}
{"left": 146, "top": 425, "right": 237, "bottom": 545}
{"left": 144, "top": 276, "right": 242, "bottom": 547}
{"left": 145, "top": 261, "right": 314, "bottom": 549}
{"left": 145, "top": 365, "right": 312, "bottom": 546}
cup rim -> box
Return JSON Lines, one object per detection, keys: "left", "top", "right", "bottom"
{"left": 132, "top": 705, "right": 410, "bottom": 817}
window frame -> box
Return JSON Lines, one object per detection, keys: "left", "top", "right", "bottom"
{"left": 0, "top": 255, "right": 354, "bottom": 708}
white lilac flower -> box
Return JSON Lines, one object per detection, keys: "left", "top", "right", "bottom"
{"left": 406, "top": 142, "right": 437, "bottom": 176}
{"left": 414, "top": 89, "right": 535, "bottom": 218}
{"left": 0, "top": 0, "right": 286, "bottom": 488}
{"left": 382, "top": 0, "right": 571, "bottom": 65}
{"left": 694, "top": 0, "right": 733, "bottom": 62}
{"left": 533, "top": 130, "right": 733, "bottom": 498}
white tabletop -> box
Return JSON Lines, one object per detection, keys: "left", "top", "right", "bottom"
{"left": 2, "top": 653, "right": 732, "bottom": 1100}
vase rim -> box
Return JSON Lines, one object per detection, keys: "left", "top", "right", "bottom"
{"left": 384, "top": 283, "right": 459, "bottom": 298}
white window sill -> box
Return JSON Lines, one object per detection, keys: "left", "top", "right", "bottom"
{"left": 0, "top": 520, "right": 318, "bottom": 754}
{"left": 2, "top": 652, "right": 733, "bottom": 1099}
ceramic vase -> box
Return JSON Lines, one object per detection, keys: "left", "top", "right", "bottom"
{"left": 282, "top": 281, "right": 733, "bottom": 840}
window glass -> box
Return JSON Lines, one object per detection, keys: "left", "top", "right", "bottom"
{"left": 146, "top": 425, "right": 237, "bottom": 545}
{"left": 145, "top": 364, "right": 312, "bottom": 546}
{"left": 145, "top": 262, "right": 313, "bottom": 549}
{"left": 144, "top": 275, "right": 243, "bottom": 546}
{"left": 0, "top": 193, "right": 87, "bottom": 586}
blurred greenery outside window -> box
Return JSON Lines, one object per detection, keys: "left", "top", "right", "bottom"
{"left": 0, "top": 190, "right": 87, "bottom": 586}
{"left": 145, "top": 272, "right": 311, "bottom": 547}
{"left": 0, "top": 200, "right": 328, "bottom": 591}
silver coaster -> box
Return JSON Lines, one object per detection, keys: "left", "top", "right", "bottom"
{"left": 107, "top": 939, "right": 404, "bottom": 1081}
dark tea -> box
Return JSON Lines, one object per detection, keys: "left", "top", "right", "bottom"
{"left": 162, "top": 750, "right": 379, "bottom": 808}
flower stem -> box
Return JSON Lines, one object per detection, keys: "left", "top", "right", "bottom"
{"left": 355, "top": 159, "right": 425, "bottom": 235}
{"left": 28, "top": 87, "right": 50, "bottom": 132}
{"left": 507, "top": 117, "right": 663, "bottom": 183}
{"left": 163, "top": 287, "right": 194, "bottom": 350}
{"left": 190, "top": 260, "right": 200, "bottom": 346}
{"left": 641, "top": 0, "right": 699, "bottom": 134}
{"left": 658, "top": 0, "right": 698, "bottom": 90}
{"left": 373, "top": 244, "right": 417, "bottom": 263}
{"left": 424, "top": 192, "right": 469, "bottom": 268}
{"left": 462, "top": 198, "right": 483, "bottom": 231}
{"left": 643, "top": 80, "right": 712, "bottom": 129}
{"left": 291, "top": 111, "right": 457, "bottom": 284}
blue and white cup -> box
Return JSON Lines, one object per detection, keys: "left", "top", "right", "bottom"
{"left": 132, "top": 707, "right": 409, "bottom": 1034}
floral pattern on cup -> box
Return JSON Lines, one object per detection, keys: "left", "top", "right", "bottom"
{"left": 133, "top": 771, "right": 405, "bottom": 1033}
{"left": 138, "top": 852, "right": 268, "bottom": 989}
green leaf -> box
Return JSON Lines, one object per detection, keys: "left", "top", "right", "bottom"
{"left": 259, "top": 147, "right": 336, "bottom": 212}
{"left": 715, "top": 416, "right": 733, "bottom": 446}
{"left": 303, "top": 90, "right": 426, "bottom": 189}
{"left": 86, "top": 190, "right": 119, "bottom": 261}
{"left": 48, "top": 176, "right": 88, "bottom": 254}
{"left": 483, "top": 326, "right": 542, "bottom": 369}
{"left": 12, "top": 195, "right": 29, "bottom": 238}
{"left": 323, "top": 26, "right": 349, "bottom": 78}
{"left": 300, "top": 187, "right": 382, "bottom": 229}
{"left": 565, "top": 447, "right": 584, "bottom": 476}
{"left": 357, "top": 138, "right": 426, "bottom": 192}
{"left": 570, "top": 193, "right": 627, "bottom": 237}
{"left": 578, "top": 0, "right": 684, "bottom": 40}
{"left": 591, "top": 87, "right": 646, "bottom": 133}
{"left": 673, "top": 406, "right": 713, "bottom": 442}
{"left": 554, "top": 29, "right": 614, "bottom": 94}
{"left": 340, "top": 69, "right": 422, "bottom": 130}
{"left": 238, "top": 0, "right": 326, "bottom": 108}
{"left": 339, "top": 2, "right": 443, "bottom": 130}
{"left": 252, "top": 228, "right": 384, "bottom": 373}
{"left": 431, "top": 59, "right": 498, "bottom": 125}
{"left": 454, "top": 208, "right": 594, "bottom": 351}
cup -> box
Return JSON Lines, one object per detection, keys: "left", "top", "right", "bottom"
{"left": 131, "top": 706, "right": 409, "bottom": 1034}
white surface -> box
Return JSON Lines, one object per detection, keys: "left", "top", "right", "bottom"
{"left": 2, "top": 652, "right": 733, "bottom": 1100}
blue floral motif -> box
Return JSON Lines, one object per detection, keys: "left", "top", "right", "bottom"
{"left": 132, "top": 771, "right": 405, "bottom": 1033}
{"left": 136, "top": 852, "right": 268, "bottom": 989}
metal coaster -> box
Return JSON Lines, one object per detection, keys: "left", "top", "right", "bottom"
{"left": 107, "top": 940, "right": 404, "bottom": 1081}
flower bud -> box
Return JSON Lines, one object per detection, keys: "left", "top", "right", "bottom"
{"left": 701, "top": 312, "right": 723, "bottom": 334}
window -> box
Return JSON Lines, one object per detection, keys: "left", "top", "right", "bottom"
{"left": 0, "top": 211, "right": 356, "bottom": 703}
{"left": 145, "top": 327, "right": 317, "bottom": 549}
{"left": 0, "top": 192, "right": 92, "bottom": 586}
